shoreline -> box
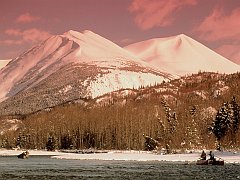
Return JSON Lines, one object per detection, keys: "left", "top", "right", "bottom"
{"left": 0, "top": 149, "right": 239, "bottom": 164}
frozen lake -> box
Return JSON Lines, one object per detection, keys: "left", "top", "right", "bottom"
{"left": 0, "top": 155, "right": 239, "bottom": 179}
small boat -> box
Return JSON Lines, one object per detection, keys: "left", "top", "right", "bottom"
{"left": 196, "top": 159, "right": 224, "bottom": 165}
{"left": 196, "top": 159, "right": 209, "bottom": 165}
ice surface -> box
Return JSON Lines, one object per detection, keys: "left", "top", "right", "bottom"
{"left": 1, "top": 149, "right": 239, "bottom": 164}
{"left": 50, "top": 150, "right": 240, "bottom": 164}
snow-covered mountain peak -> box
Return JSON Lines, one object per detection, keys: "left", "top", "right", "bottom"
{"left": 63, "top": 29, "right": 112, "bottom": 46}
{"left": 82, "top": 29, "right": 102, "bottom": 37}
{"left": 61, "top": 30, "right": 137, "bottom": 61}
{"left": 177, "top": 34, "right": 189, "bottom": 39}
{"left": 64, "top": 29, "right": 79, "bottom": 36}
{"left": 0, "top": 30, "right": 172, "bottom": 108}
{"left": 174, "top": 34, "right": 189, "bottom": 44}
{"left": 63, "top": 29, "right": 95, "bottom": 40}
{"left": 64, "top": 29, "right": 96, "bottom": 37}
{"left": 125, "top": 34, "right": 240, "bottom": 76}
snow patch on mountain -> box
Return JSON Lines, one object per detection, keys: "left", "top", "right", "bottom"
{"left": 87, "top": 70, "right": 167, "bottom": 98}
{"left": 194, "top": 90, "right": 207, "bottom": 99}
{"left": 0, "top": 119, "right": 22, "bottom": 135}
{"left": 213, "top": 86, "right": 229, "bottom": 98}
{"left": 59, "top": 85, "right": 73, "bottom": 94}
{"left": 0, "top": 59, "right": 11, "bottom": 70}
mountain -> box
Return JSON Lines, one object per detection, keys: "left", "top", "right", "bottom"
{"left": 0, "top": 60, "right": 11, "bottom": 70}
{"left": 125, "top": 34, "right": 240, "bottom": 76}
{"left": 0, "top": 30, "right": 173, "bottom": 116}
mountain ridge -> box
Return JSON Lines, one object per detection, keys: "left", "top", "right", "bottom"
{"left": 1, "top": 30, "right": 240, "bottom": 116}
{"left": 125, "top": 34, "right": 240, "bottom": 76}
{"left": 0, "top": 30, "right": 172, "bottom": 115}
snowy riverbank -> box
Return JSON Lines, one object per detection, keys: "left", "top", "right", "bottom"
{"left": 0, "top": 149, "right": 239, "bottom": 164}
{"left": 0, "top": 149, "right": 67, "bottom": 156}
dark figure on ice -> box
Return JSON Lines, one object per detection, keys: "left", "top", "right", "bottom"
{"left": 200, "top": 150, "right": 206, "bottom": 160}
{"left": 17, "top": 151, "right": 29, "bottom": 159}
{"left": 208, "top": 151, "right": 215, "bottom": 161}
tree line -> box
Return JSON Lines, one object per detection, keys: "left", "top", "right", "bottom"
{"left": 0, "top": 72, "right": 240, "bottom": 152}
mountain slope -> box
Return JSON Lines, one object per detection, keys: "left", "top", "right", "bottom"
{"left": 0, "top": 60, "right": 11, "bottom": 70}
{"left": 0, "top": 30, "right": 173, "bottom": 115}
{"left": 125, "top": 34, "right": 240, "bottom": 76}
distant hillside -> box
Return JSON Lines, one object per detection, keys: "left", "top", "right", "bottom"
{"left": 1, "top": 72, "right": 240, "bottom": 151}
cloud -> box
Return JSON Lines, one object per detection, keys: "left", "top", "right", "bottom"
{"left": 216, "top": 44, "right": 240, "bottom": 64}
{"left": 195, "top": 7, "right": 240, "bottom": 42}
{"left": 129, "top": 0, "right": 197, "bottom": 30}
{"left": 1, "top": 28, "right": 51, "bottom": 45}
{"left": 4, "top": 29, "right": 22, "bottom": 36}
{"left": 21, "top": 28, "right": 51, "bottom": 43}
{"left": 16, "top": 13, "right": 40, "bottom": 23}
{"left": 0, "top": 39, "right": 22, "bottom": 45}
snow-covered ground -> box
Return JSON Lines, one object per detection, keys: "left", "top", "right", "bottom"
{"left": 88, "top": 70, "right": 167, "bottom": 98}
{"left": 0, "top": 149, "right": 68, "bottom": 156}
{"left": 0, "top": 149, "right": 239, "bottom": 164}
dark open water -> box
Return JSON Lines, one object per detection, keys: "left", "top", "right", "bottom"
{"left": 0, "top": 156, "right": 239, "bottom": 179}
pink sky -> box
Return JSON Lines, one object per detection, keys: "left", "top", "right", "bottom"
{"left": 0, "top": 0, "right": 240, "bottom": 64}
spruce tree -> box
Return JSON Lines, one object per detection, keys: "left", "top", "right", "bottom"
{"left": 46, "top": 136, "right": 57, "bottom": 151}
{"left": 143, "top": 134, "right": 159, "bottom": 151}
{"left": 16, "top": 134, "right": 27, "bottom": 149}
{"left": 160, "top": 98, "right": 177, "bottom": 152}
{"left": 213, "top": 102, "right": 229, "bottom": 141}
{"left": 229, "top": 96, "right": 240, "bottom": 133}
{"left": 186, "top": 105, "right": 201, "bottom": 148}
{"left": 213, "top": 96, "right": 240, "bottom": 147}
